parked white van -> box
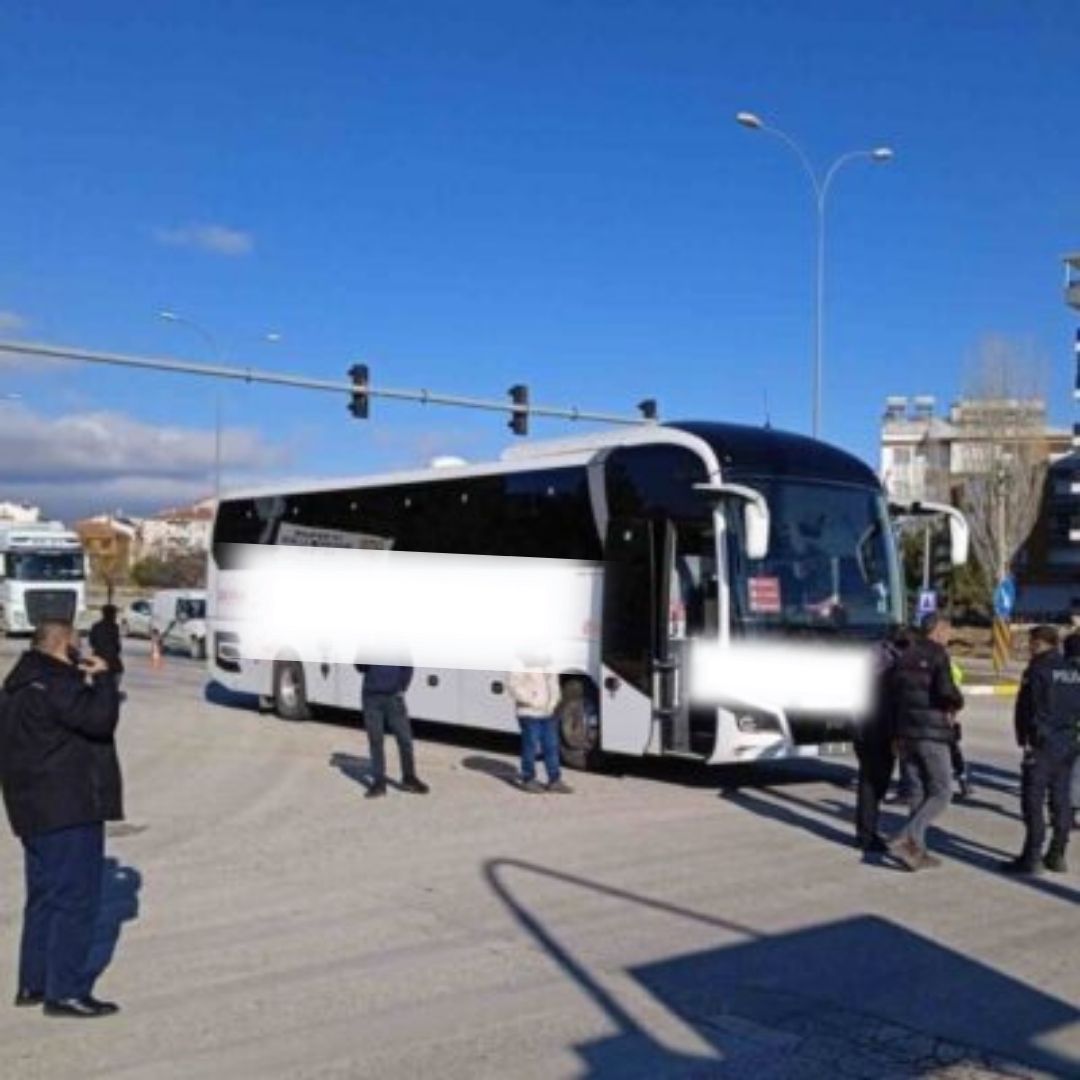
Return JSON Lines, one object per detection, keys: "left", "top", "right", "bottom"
{"left": 151, "top": 589, "right": 208, "bottom": 660}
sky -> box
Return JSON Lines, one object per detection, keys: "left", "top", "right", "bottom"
{"left": 1, "top": 0, "right": 1078, "bottom": 520}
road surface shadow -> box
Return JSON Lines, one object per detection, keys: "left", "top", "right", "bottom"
{"left": 484, "top": 858, "right": 1080, "bottom": 1078}
{"left": 460, "top": 754, "right": 523, "bottom": 789}
{"left": 724, "top": 783, "right": 1080, "bottom": 905}
{"left": 329, "top": 752, "right": 375, "bottom": 791}
{"left": 86, "top": 857, "right": 141, "bottom": 990}
{"left": 204, "top": 680, "right": 262, "bottom": 711}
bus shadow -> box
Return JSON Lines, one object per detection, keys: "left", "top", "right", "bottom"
{"left": 484, "top": 858, "right": 1080, "bottom": 1078}
{"left": 204, "top": 680, "right": 262, "bottom": 711}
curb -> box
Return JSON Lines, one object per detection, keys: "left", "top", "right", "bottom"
{"left": 965, "top": 684, "right": 1019, "bottom": 697}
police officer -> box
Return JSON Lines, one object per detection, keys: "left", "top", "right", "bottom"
{"left": 1000, "top": 625, "right": 1080, "bottom": 875}
{"left": 1069, "top": 633, "right": 1080, "bottom": 831}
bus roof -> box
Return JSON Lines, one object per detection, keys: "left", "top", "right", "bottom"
{"left": 217, "top": 421, "right": 878, "bottom": 504}
{"left": 670, "top": 421, "right": 881, "bottom": 487}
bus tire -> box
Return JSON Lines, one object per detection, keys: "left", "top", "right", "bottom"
{"left": 273, "top": 660, "right": 311, "bottom": 722}
{"left": 558, "top": 677, "right": 599, "bottom": 771}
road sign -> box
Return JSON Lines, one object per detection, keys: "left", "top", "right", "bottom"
{"left": 917, "top": 589, "right": 938, "bottom": 618}
{"left": 993, "top": 577, "right": 1016, "bottom": 620}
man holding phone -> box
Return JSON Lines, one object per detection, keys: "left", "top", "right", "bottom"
{"left": 0, "top": 618, "right": 124, "bottom": 1017}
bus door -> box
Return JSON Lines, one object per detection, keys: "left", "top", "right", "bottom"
{"left": 600, "top": 517, "right": 676, "bottom": 756}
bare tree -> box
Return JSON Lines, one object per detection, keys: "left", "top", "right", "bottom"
{"left": 956, "top": 337, "right": 1050, "bottom": 585}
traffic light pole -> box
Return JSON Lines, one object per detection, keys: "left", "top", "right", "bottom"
{"left": 0, "top": 339, "right": 658, "bottom": 430}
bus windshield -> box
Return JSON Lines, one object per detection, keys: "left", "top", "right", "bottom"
{"left": 4, "top": 552, "right": 85, "bottom": 582}
{"left": 726, "top": 480, "right": 901, "bottom": 632}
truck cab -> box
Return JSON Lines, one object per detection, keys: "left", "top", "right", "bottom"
{"left": 0, "top": 522, "right": 88, "bottom": 634}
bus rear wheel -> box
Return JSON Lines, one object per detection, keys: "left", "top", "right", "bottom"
{"left": 273, "top": 660, "right": 311, "bottom": 722}
{"left": 558, "top": 677, "right": 599, "bottom": 771}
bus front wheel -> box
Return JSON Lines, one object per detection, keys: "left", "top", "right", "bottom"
{"left": 559, "top": 677, "right": 599, "bottom": 771}
{"left": 273, "top": 660, "right": 311, "bottom": 723}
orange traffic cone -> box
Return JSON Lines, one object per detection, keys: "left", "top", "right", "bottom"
{"left": 150, "top": 631, "right": 163, "bottom": 671}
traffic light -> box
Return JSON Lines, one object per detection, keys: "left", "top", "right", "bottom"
{"left": 348, "top": 363, "right": 369, "bottom": 419}
{"left": 638, "top": 398, "right": 658, "bottom": 420}
{"left": 508, "top": 384, "right": 529, "bottom": 436}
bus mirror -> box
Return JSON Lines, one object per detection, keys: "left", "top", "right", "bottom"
{"left": 948, "top": 512, "right": 970, "bottom": 567}
{"left": 743, "top": 500, "right": 769, "bottom": 561}
{"left": 694, "top": 481, "right": 770, "bottom": 560}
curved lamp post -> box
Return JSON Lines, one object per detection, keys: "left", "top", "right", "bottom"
{"left": 736, "top": 111, "right": 893, "bottom": 439}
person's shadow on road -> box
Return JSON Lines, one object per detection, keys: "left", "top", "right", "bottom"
{"left": 87, "top": 858, "right": 141, "bottom": 988}
{"left": 460, "top": 754, "right": 522, "bottom": 790}
{"left": 329, "top": 751, "right": 375, "bottom": 791}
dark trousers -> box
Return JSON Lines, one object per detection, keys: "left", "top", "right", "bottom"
{"left": 854, "top": 736, "right": 894, "bottom": 846}
{"left": 896, "top": 739, "right": 952, "bottom": 851}
{"left": 1021, "top": 742, "right": 1079, "bottom": 858}
{"left": 363, "top": 692, "right": 415, "bottom": 783}
{"left": 949, "top": 724, "right": 967, "bottom": 779}
{"left": 519, "top": 715, "right": 561, "bottom": 784}
{"left": 19, "top": 822, "right": 105, "bottom": 1001}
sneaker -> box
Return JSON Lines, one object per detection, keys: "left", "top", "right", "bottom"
{"left": 364, "top": 781, "right": 388, "bottom": 800}
{"left": 14, "top": 989, "right": 44, "bottom": 1007}
{"left": 999, "top": 855, "right": 1041, "bottom": 875}
{"left": 547, "top": 779, "right": 573, "bottom": 795}
{"left": 400, "top": 776, "right": 429, "bottom": 795}
{"left": 1043, "top": 851, "right": 1068, "bottom": 874}
{"left": 886, "top": 836, "right": 920, "bottom": 871}
{"left": 516, "top": 777, "right": 546, "bottom": 794}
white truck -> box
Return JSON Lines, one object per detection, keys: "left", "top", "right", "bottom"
{"left": 151, "top": 588, "right": 208, "bottom": 660}
{"left": 0, "top": 521, "right": 88, "bottom": 634}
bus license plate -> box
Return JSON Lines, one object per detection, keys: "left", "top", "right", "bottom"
{"left": 820, "top": 742, "right": 851, "bottom": 757}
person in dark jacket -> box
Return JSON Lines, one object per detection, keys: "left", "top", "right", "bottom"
{"left": 1000, "top": 626, "right": 1080, "bottom": 874}
{"left": 358, "top": 664, "right": 428, "bottom": 799}
{"left": 854, "top": 630, "right": 900, "bottom": 854}
{"left": 0, "top": 619, "right": 123, "bottom": 1017}
{"left": 886, "top": 621, "right": 964, "bottom": 871}
{"left": 1069, "top": 633, "right": 1080, "bottom": 831}
{"left": 88, "top": 605, "right": 124, "bottom": 688}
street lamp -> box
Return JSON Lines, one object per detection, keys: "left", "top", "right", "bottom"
{"left": 736, "top": 111, "right": 894, "bottom": 438}
{"left": 157, "top": 311, "right": 224, "bottom": 499}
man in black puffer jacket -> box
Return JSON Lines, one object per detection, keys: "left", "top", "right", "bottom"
{"left": 0, "top": 619, "right": 123, "bottom": 1018}
{"left": 886, "top": 617, "right": 964, "bottom": 871}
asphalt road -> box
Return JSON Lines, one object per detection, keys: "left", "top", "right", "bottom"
{"left": 1, "top": 638, "right": 1077, "bottom": 1080}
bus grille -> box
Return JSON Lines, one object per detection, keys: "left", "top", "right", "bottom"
{"left": 25, "top": 589, "right": 78, "bottom": 626}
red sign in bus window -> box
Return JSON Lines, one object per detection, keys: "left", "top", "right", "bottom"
{"left": 748, "top": 576, "right": 782, "bottom": 614}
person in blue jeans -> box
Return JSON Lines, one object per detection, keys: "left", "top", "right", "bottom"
{"left": 508, "top": 658, "right": 572, "bottom": 794}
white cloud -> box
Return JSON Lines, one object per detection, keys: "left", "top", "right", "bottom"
{"left": 0, "top": 404, "right": 289, "bottom": 520}
{"left": 0, "top": 310, "right": 26, "bottom": 333}
{"left": 152, "top": 222, "right": 254, "bottom": 257}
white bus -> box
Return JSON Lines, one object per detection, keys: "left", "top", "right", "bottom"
{"left": 0, "top": 521, "right": 88, "bottom": 634}
{"left": 207, "top": 422, "right": 967, "bottom": 768}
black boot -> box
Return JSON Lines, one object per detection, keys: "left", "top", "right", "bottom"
{"left": 999, "top": 853, "right": 1041, "bottom": 875}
